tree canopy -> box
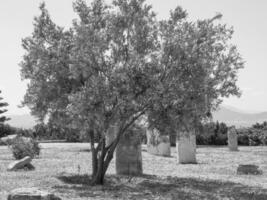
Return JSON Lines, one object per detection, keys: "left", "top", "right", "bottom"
{"left": 0, "top": 90, "right": 10, "bottom": 124}
{"left": 20, "top": 0, "right": 243, "bottom": 184}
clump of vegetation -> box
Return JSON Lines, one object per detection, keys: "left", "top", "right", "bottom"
{"left": 0, "top": 124, "right": 17, "bottom": 139}
{"left": 196, "top": 121, "right": 228, "bottom": 145}
{"left": 10, "top": 136, "right": 40, "bottom": 159}
{"left": 237, "top": 124, "right": 267, "bottom": 146}
{"left": 0, "top": 90, "right": 10, "bottom": 125}
{"left": 32, "top": 122, "right": 83, "bottom": 142}
{"left": 195, "top": 121, "right": 267, "bottom": 146}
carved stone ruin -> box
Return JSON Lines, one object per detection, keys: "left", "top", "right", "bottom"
{"left": 146, "top": 128, "right": 171, "bottom": 157}
{"left": 176, "top": 131, "right": 197, "bottom": 164}
{"left": 7, "top": 156, "right": 34, "bottom": 171}
{"left": 116, "top": 126, "right": 142, "bottom": 175}
{"left": 227, "top": 127, "right": 238, "bottom": 151}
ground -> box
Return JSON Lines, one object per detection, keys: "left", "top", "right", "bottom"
{"left": 0, "top": 143, "right": 267, "bottom": 200}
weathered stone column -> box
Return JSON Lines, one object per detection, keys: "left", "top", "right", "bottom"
{"left": 227, "top": 127, "right": 238, "bottom": 151}
{"left": 146, "top": 128, "right": 171, "bottom": 157}
{"left": 176, "top": 130, "right": 197, "bottom": 164}
{"left": 116, "top": 127, "right": 143, "bottom": 175}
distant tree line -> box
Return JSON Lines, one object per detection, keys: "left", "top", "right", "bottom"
{"left": 2, "top": 120, "right": 266, "bottom": 146}
{"left": 196, "top": 121, "right": 267, "bottom": 146}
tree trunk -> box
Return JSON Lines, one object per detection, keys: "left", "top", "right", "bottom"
{"left": 91, "top": 158, "right": 105, "bottom": 185}
{"left": 90, "top": 114, "right": 145, "bottom": 185}
{"left": 91, "top": 144, "right": 115, "bottom": 185}
{"left": 91, "top": 150, "right": 98, "bottom": 177}
{"left": 89, "top": 130, "right": 98, "bottom": 177}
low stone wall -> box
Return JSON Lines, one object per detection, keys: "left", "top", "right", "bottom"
{"left": 116, "top": 127, "right": 142, "bottom": 175}
{"left": 176, "top": 131, "right": 197, "bottom": 164}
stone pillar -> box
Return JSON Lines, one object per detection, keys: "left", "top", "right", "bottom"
{"left": 147, "top": 129, "right": 171, "bottom": 157}
{"left": 227, "top": 127, "right": 238, "bottom": 151}
{"left": 116, "top": 127, "right": 142, "bottom": 175}
{"left": 176, "top": 131, "right": 197, "bottom": 164}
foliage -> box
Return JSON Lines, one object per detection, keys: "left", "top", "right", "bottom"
{"left": 193, "top": 121, "right": 267, "bottom": 146}
{"left": 199, "top": 121, "right": 228, "bottom": 145}
{"left": 10, "top": 136, "right": 40, "bottom": 159}
{"left": 252, "top": 121, "right": 267, "bottom": 130}
{"left": 0, "top": 123, "right": 16, "bottom": 138}
{"left": 32, "top": 122, "right": 87, "bottom": 142}
{"left": 237, "top": 127, "right": 267, "bottom": 146}
{"left": 20, "top": 0, "right": 243, "bottom": 184}
{"left": 15, "top": 128, "right": 35, "bottom": 138}
{"left": 147, "top": 9, "right": 243, "bottom": 136}
{"left": 0, "top": 90, "right": 10, "bottom": 124}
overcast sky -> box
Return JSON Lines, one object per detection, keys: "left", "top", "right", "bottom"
{"left": 0, "top": 0, "right": 266, "bottom": 115}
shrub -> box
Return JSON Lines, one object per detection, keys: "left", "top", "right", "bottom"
{"left": 0, "top": 123, "right": 16, "bottom": 138}
{"left": 238, "top": 133, "right": 249, "bottom": 145}
{"left": 237, "top": 128, "right": 267, "bottom": 146}
{"left": 10, "top": 136, "right": 40, "bottom": 159}
{"left": 196, "top": 121, "right": 228, "bottom": 145}
{"left": 16, "top": 128, "right": 34, "bottom": 138}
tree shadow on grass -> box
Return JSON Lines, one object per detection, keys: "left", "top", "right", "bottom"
{"left": 55, "top": 174, "right": 267, "bottom": 200}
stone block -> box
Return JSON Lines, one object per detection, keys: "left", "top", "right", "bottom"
{"left": 7, "top": 156, "right": 32, "bottom": 171}
{"left": 116, "top": 127, "right": 142, "bottom": 175}
{"left": 7, "top": 188, "right": 61, "bottom": 200}
{"left": 228, "top": 127, "right": 238, "bottom": 151}
{"left": 147, "top": 129, "right": 171, "bottom": 157}
{"left": 176, "top": 132, "right": 197, "bottom": 164}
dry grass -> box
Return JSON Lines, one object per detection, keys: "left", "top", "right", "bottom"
{"left": 0, "top": 143, "right": 267, "bottom": 199}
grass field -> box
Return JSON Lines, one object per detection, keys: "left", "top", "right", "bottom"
{"left": 0, "top": 143, "right": 267, "bottom": 200}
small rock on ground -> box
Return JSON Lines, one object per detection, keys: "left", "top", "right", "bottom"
{"left": 7, "top": 156, "right": 32, "bottom": 171}
{"left": 7, "top": 187, "right": 61, "bottom": 200}
{"left": 237, "top": 164, "right": 263, "bottom": 175}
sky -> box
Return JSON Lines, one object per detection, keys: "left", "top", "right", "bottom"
{"left": 0, "top": 0, "right": 266, "bottom": 115}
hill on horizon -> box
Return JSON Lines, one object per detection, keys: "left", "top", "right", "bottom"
{"left": 212, "top": 106, "right": 267, "bottom": 127}
{"left": 5, "top": 105, "right": 267, "bottom": 129}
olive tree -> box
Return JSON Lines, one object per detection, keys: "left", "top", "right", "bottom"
{"left": 20, "top": 0, "right": 243, "bottom": 184}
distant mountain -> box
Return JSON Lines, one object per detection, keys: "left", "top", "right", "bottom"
{"left": 213, "top": 106, "right": 267, "bottom": 127}
{"left": 6, "top": 114, "right": 38, "bottom": 129}
{"left": 5, "top": 105, "right": 267, "bottom": 129}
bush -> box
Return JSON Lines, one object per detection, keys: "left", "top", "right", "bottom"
{"left": 10, "top": 136, "right": 40, "bottom": 160}
{"left": 16, "top": 128, "right": 34, "bottom": 138}
{"left": 33, "top": 122, "right": 83, "bottom": 142}
{"left": 0, "top": 123, "right": 16, "bottom": 138}
{"left": 237, "top": 128, "right": 267, "bottom": 146}
{"left": 196, "top": 121, "right": 228, "bottom": 145}
{"left": 238, "top": 133, "right": 249, "bottom": 145}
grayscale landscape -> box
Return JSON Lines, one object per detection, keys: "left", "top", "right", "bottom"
{"left": 0, "top": 0, "right": 267, "bottom": 199}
